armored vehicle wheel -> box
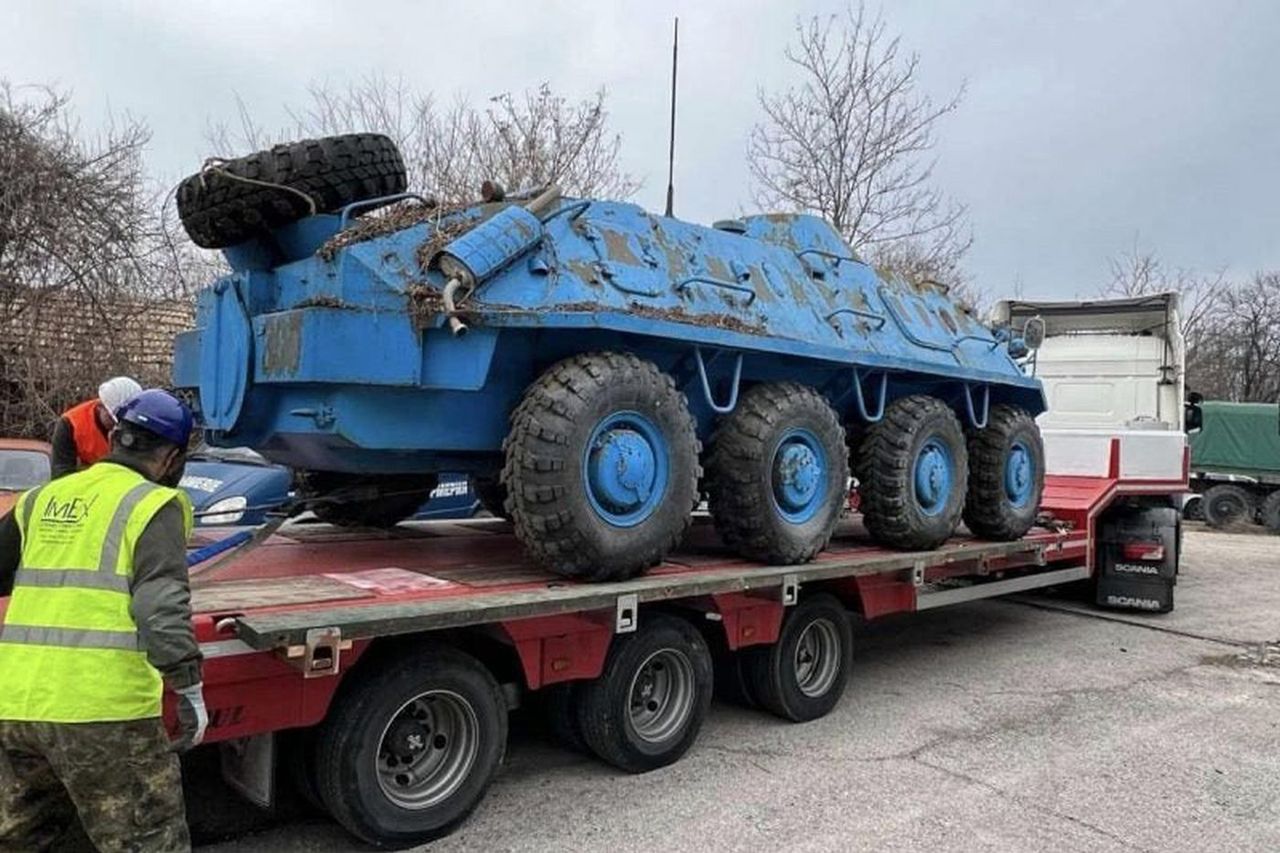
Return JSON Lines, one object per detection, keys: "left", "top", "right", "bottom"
{"left": 471, "top": 474, "right": 510, "bottom": 520}
{"left": 857, "top": 395, "right": 969, "bottom": 550}
{"left": 177, "top": 133, "right": 407, "bottom": 249}
{"left": 1202, "top": 484, "right": 1253, "bottom": 529}
{"left": 962, "top": 405, "right": 1045, "bottom": 540}
{"left": 315, "top": 645, "right": 507, "bottom": 846}
{"left": 1261, "top": 491, "right": 1280, "bottom": 533}
{"left": 503, "top": 352, "right": 700, "bottom": 581}
{"left": 302, "top": 472, "right": 437, "bottom": 528}
{"left": 576, "top": 615, "right": 713, "bottom": 773}
{"left": 741, "top": 593, "right": 852, "bottom": 722}
{"left": 706, "top": 383, "right": 849, "bottom": 563}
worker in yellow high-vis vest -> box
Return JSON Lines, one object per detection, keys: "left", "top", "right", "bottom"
{"left": 0, "top": 389, "right": 205, "bottom": 853}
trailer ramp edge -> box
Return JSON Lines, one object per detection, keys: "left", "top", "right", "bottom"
{"left": 232, "top": 535, "right": 1071, "bottom": 650}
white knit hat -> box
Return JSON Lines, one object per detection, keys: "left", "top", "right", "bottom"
{"left": 98, "top": 376, "right": 143, "bottom": 420}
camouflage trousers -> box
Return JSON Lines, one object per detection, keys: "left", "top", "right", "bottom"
{"left": 0, "top": 718, "right": 189, "bottom": 853}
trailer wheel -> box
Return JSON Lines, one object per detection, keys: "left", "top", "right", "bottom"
{"left": 962, "top": 405, "right": 1045, "bottom": 540}
{"left": 314, "top": 646, "right": 507, "bottom": 846}
{"left": 741, "top": 594, "right": 852, "bottom": 722}
{"left": 712, "top": 649, "right": 759, "bottom": 709}
{"left": 857, "top": 395, "right": 969, "bottom": 550}
{"left": 706, "top": 383, "right": 849, "bottom": 563}
{"left": 1261, "top": 491, "right": 1280, "bottom": 533}
{"left": 1203, "top": 484, "right": 1253, "bottom": 529}
{"left": 504, "top": 352, "right": 701, "bottom": 581}
{"left": 542, "top": 682, "right": 587, "bottom": 752}
{"left": 177, "top": 133, "right": 407, "bottom": 248}
{"left": 279, "top": 728, "right": 326, "bottom": 814}
{"left": 576, "top": 615, "right": 713, "bottom": 773}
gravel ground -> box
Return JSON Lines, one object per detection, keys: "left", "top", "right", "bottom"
{"left": 195, "top": 527, "right": 1280, "bottom": 852}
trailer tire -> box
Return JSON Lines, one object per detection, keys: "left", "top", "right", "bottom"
{"left": 577, "top": 615, "right": 713, "bottom": 773}
{"left": 280, "top": 728, "right": 326, "bottom": 815}
{"left": 712, "top": 649, "right": 759, "bottom": 709}
{"left": 176, "top": 133, "right": 407, "bottom": 249}
{"left": 1261, "top": 491, "right": 1280, "bottom": 533}
{"left": 962, "top": 405, "right": 1045, "bottom": 541}
{"left": 314, "top": 646, "right": 507, "bottom": 847}
{"left": 1203, "top": 484, "right": 1253, "bottom": 529}
{"left": 504, "top": 353, "right": 700, "bottom": 581}
{"left": 706, "top": 383, "right": 849, "bottom": 563}
{"left": 542, "top": 682, "right": 588, "bottom": 752}
{"left": 741, "top": 594, "right": 852, "bottom": 722}
{"left": 857, "top": 395, "right": 969, "bottom": 550}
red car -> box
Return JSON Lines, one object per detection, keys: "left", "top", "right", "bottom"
{"left": 0, "top": 439, "right": 52, "bottom": 516}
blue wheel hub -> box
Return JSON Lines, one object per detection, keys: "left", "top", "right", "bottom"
{"left": 1005, "top": 440, "right": 1034, "bottom": 508}
{"left": 913, "top": 438, "right": 954, "bottom": 517}
{"left": 584, "top": 411, "right": 669, "bottom": 527}
{"left": 772, "top": 428, "right": 828, "bottom": 524}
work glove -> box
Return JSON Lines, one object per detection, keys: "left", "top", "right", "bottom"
{"left": 173, "top": 682, "right": 208, "bottom": 752}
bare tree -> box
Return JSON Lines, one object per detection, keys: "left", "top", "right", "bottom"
{"left": 208, "top": 76, "right": 639, "bottom": 204}
{"left": 0, "top": 82, "right": 191, "bottom": 437}
{"left": 1198, "top": 273, "right": 1280, "bottom": 402}
{"left": 749, "top": 4, "right": 970, "bottom": 287}
{"left": 1097, "top": 244, "right": 1236, "bottom": 398}
{"left": 1101, "top": 244, "right": 1223, "bottom": 339}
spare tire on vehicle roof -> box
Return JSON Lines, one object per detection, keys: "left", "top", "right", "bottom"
{"left": 176, "top": 133, "right": 407, "bottom": 249}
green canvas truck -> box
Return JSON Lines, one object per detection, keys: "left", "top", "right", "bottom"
{"left": 1187, "top": 401, "right": 1280, "bottom": 530}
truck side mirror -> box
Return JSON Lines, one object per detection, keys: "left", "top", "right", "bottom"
{"left": 1184, "top": 400, "right": 1203, "bottom": 433}
{"left": 1022, "top": 316, "right": 1046, "bottom": 350}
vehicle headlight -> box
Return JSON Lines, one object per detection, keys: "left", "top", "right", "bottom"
{"left": 201, "top": 496, "right": 248, "bottom": 525}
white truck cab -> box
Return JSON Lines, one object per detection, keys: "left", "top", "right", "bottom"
{"left": 993, "top": 293, "right": 1188, "bottom": 484}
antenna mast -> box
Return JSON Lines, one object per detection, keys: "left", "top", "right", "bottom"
{"left": 663, "top": 17, "right": 679, "bottom": 217}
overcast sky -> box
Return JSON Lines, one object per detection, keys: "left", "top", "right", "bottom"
{"left": 6, "top": 0, "right": 1278, "bottom": 299}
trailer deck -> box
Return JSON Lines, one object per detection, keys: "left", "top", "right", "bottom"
{"left": 193, "top": 517, "right": 1086, "bottom": 649}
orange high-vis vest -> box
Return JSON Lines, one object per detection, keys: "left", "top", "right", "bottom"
{"left": 63, "top": 399, "right": 111, "bottom": 469}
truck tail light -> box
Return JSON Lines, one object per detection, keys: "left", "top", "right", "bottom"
{"left": 1122, "top": 541, "right": 1164, "bottom": 562}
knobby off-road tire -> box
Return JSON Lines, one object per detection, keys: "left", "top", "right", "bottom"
{"left": 177, "top": 133, "right": 407, "bottom": 248}
{"left": 1260, "top": 490, "right": 1280, "bottom": 533}
{"left": 707, "top": 383, "right": 849, "bottom": 564}
{"left": 857, "top": 395, "right": 969, "bottom": 550}
{"left": 302, "top": 472, "right": 437, "bottom": 529}
{"left": 1202, "top": 483, "right": 1253, "bottom": 529}
{"left": 962, "top": 404, "right": 1045, "bottom": 540}
{"left": 741, "top": 593, "right": 852, "bottom": 722}
{"left": 503, "top": 352, "right": 701, "bottom": 581}
{"left": 314, "top": 646, "right": 507, "bottom": 847}
{"left": 575, "top": 615, "right": 713, "bottom": 773}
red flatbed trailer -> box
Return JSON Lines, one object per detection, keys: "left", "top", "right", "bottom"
{"left": 134, "top": 437, "right": 1184, "bottom": 846}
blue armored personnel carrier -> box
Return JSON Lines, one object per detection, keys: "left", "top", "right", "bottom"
{"left": 173, "top": 134, "right": 1046, "bottom": 581}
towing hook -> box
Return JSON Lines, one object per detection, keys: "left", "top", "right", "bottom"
{"left": 442, "top": 277, "right": 469, "bottom": 337}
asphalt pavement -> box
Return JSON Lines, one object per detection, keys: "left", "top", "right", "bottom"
{"left": 196, "top": 526, "right": 1280, "bottom": 852}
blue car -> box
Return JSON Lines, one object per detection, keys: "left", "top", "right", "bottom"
{"left": 181, "top": 446, "right": 483, "bottom": 526}
{"left": 180, "top": 446, "right": 293, "bottom": 526}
